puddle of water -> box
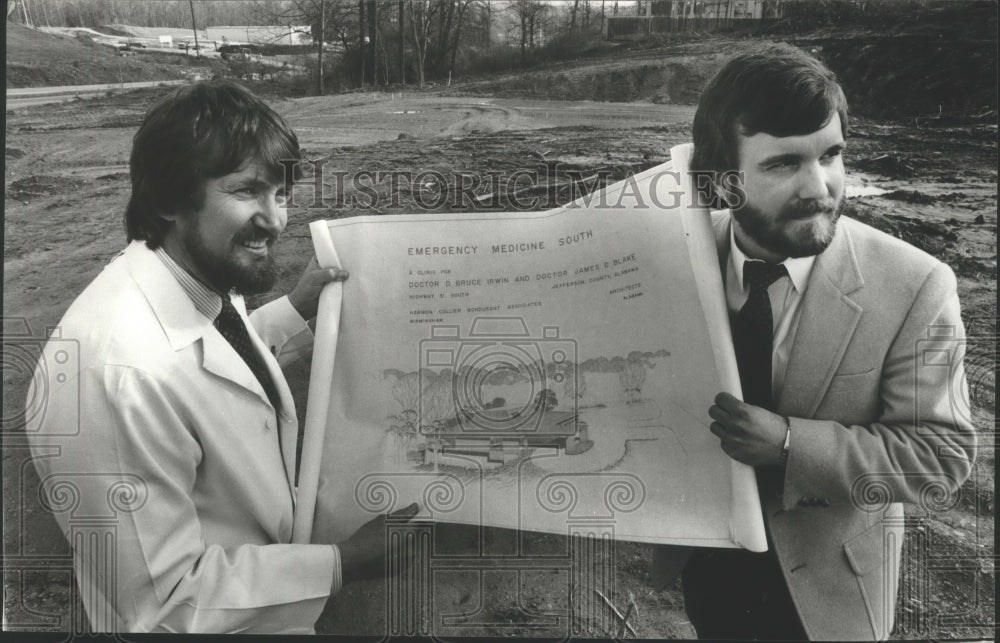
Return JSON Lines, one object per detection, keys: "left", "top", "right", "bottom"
{"left": 846, "top": 173, "right": 890, "bottom": 198}
{"left": 846, "top": 184, "right": 890, "bottom": 198}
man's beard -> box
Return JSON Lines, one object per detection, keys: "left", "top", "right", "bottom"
{"left": 732, "top": 197, "right": 844, "bottom": 259}
{"left": 185, "top": 223, "right": 278, "bottom": 296}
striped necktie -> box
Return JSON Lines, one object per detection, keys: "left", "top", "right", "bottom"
{"left": 214, "top": 294, "right": 280, "bottom": 409}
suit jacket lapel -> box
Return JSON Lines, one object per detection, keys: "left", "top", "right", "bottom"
{"left": 713, "top": 213, "right": 866, "bottom": 417}
{"left": 776, "top": 220, "right": 865, "bottom": 417}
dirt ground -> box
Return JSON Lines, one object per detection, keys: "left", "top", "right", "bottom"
{"left": 4, "top": 80, "right": 995, "bottom": 636}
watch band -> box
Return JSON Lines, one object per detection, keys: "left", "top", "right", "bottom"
{"left": 778, "top": 419, "right": 791, "bottom": 467}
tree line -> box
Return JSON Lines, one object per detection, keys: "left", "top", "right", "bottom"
{"left": 10, "top": 1, "right": 636, "bottom": 92}
{"left": 9, "top": 0, "right": 266, "bottom": 29}
{"left": 257, "top": 1, "right": 623, "bottom": 91}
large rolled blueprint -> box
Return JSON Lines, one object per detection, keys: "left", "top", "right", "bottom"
{"left": 293, "top": 144, "right": 766, "bottom": 552}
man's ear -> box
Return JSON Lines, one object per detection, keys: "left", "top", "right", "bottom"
{"left": 158, "top": 210, "right": 182, "bottom": 224}
{"left": 712, "top": 178, "right": 737, "bottom": 210}
{"left": 154, "top": 211, "right": 180, "bottom": 247}
{"left": 712, "top": 171, "right": 748, "bottom": 211}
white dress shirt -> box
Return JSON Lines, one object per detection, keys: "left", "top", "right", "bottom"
{"left": 725, "top": 224, "right": 816, "bottom": 400}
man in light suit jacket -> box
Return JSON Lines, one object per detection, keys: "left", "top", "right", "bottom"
{"left": 676, "top": 44, "right": 977, "bottom": 639}
{"left": 26, "top": 81, "right": 416, "bottom": 633}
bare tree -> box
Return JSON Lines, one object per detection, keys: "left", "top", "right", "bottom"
{"left": 398, "top": 0, "right": 405, "bottom": 83}
{"left": 407, "top": 0, "right": 439, "bottom": 88}
{"left": 569, "top": 0, "right": 580, "bottom": 33}
{"left": 478, "top": 0, "right": 491, "bottom": 44}
{"left": 253, "top": 0, "right": 358, "bottom": 91}
{"left": 446, "top": 0, "right": 474, "bottom": 79}
{"left": 508, "top": 0, "right": 546, "bottom": 61}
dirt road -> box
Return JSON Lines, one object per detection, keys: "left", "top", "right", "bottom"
{"left": 3, "top": 87, "right": 994, "bottom": 637}
{"left": 279, "top": 93, "right": 696, "bottom": 147}
{"left": 6, "top": 80, "right": 187, "bottom": 109}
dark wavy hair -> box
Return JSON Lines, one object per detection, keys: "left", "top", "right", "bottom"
{"left": 691, "top": 43, "right": 848, "bottom": 206}
{"left": 125, "top": 80, "right": 300, "bottom": 248}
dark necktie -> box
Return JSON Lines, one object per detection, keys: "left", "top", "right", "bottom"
{"left": 734, "top": 261, "right": 788, "bottom": 495}
{"left": 733, "top": 261, "right": 788, "bottom": 410}
{"left": 215, "top": 294, "right": 280, "bottom": 409}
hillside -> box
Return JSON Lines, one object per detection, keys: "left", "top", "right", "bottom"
{"left": 447, "top": 0, "right": 997, "bottom": 121}
{"left": 5, "top": 22, "right": 224, "bottom": 88}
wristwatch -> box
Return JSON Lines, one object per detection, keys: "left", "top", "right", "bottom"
{"left": 778, "top": 419, "right": 791, "bottom": 467}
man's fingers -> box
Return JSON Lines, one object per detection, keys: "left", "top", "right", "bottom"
{"left": 389, "top": 502, "right": 420, "bottom": 521}
{"left": 709, "top": 421, "right": 726, "bottom": 437}
{"left": 708, "top": 404, "right": 732, "bottom": 424}
{"left": 714, "top": 391, "right": 742, "bottom": 411}
{"left": 318, "top": 267, "right": 349, "bottom": 283}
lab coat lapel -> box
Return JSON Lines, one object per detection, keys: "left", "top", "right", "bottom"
{"left": 200, "top": 327, "right": 273, "bottom": 406}
{"left": 125, "top": 242, "right": 298, "bottom": 496}
{"left": 124, "top": 241, "right": 275, "bottom": 405}
{"left": 235, "top": 296, "right": 300, "bottom": 493}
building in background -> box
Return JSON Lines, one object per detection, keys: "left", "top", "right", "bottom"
{"left": 608, "top": 0, "right": 785, "bottom": 40}
{"left": 205, "top": 25, "right": 311, "bottom": 46}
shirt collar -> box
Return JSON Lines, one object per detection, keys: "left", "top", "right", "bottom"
{"left": 153, "top": 247, "right": 223, "bottom": 321}
{"left": 728, "top": 222, "right": 815, "bottom": 293}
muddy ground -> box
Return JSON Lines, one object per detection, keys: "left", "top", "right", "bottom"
{"left": 4, "top": 76, "right": 994, "bottom": 636}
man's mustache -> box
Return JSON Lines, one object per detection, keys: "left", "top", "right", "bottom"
{"left": 233, "top": 225, "right": 277, "bottom": 245}
{"left": 783, "top": 199, "right": 839, "bottom": 220}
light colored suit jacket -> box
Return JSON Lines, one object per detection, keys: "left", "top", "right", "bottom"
{"left": 711, "top": 211, "right": 976, "bottom": 640}
{"left": 26, "top": 241, "right": 336, "bottom": 633}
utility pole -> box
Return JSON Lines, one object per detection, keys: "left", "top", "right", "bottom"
{"left": 359, "top": 0, "right": 366, "bottom": 87}
{"left": 398, "top": 0, "right": 405, "bottom": 84}
{"left": 367, "top": 0, "right": 377, "bottom": 87}
{"left": 317, "top": 0, "right": 325, "bottom": 94}
{"left": 188, "top": 0, "right": 200, "bottom": 56}
{"left": 485, "top": 1, "right": 492, "bottom": 44}
{"left": 19, "top": 0, "right": 31, "bottom": 27}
